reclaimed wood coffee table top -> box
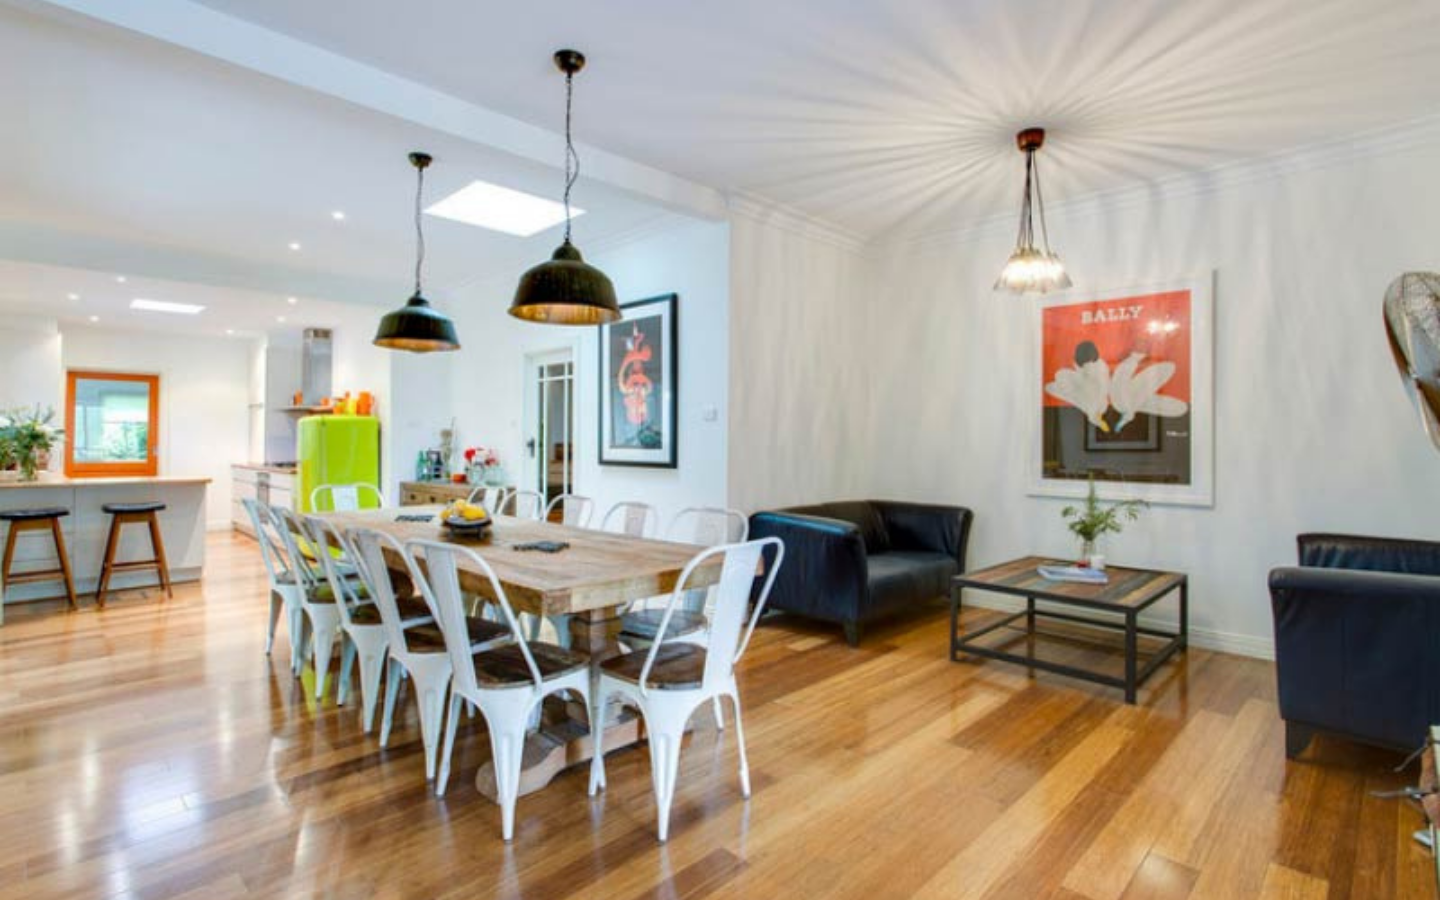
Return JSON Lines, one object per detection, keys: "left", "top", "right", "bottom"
{"left": 954, "top": 555, "right": 1186, "bottom": 611}
{"left": 320, "top": 506, "right": 716, "bottom": 617}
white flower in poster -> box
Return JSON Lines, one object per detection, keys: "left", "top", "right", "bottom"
{"left": 1108, "top": 352, "right": 1189, "bottom": 431}
{"left": 1044, "top": 345, "right": 1112, "bottom": 432}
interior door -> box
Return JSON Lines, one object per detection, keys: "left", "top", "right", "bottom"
{"left": 523, "top": 349, "right": 576, "bottom": 513}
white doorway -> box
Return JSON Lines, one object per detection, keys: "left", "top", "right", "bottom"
{"left": 522, "top": 348, "right": 577, "bottom": 514}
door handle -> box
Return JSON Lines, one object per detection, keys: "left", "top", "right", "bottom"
{"left": 526, "top": 438, "right": 537, "bottom": 458}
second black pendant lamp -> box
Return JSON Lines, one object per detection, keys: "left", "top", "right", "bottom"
{"left": 509, "top": 49, "right": 620, "bottom": 326}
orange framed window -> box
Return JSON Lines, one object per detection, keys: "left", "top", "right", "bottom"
{"left": 64, "top": 371, "right": 160, "bottom": 477}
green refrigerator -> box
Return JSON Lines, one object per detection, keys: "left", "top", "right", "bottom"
{"left": 296, "top": 415, "right": 381, "bottom": 512}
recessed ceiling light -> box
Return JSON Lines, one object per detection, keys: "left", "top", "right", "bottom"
{"left": 114, "top": 275, "right": 127, "bottom": 283}
{"left": 88, "top": 315, "right": 99, "bottom": 323}
{"left": 288, "top": 241, "right": 302, "bottom": 251}
{"left": 66, "top": 292, "right": 79, "bottom": 301}
{"left": 331, "top": 211, "right": 346, "bottom": 221}
{"left": 286, "top": 296, "right": 298, "bottom": 305}
{"left": 225, "top": 329, "right": 235, "bottom": 336}
{"left": 130, "top": 298, "right": 205, "bottom": 315}
{"left": 276, "top": 315, "right": 287, "bottom": 323}
{"left": 425, "top": 180, "right": 583, "bottom": 237}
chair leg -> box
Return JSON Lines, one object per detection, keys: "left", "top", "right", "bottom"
{"left": 146, "top": 513, "right": 172, "bottom": 599}
{"left": 0, "top": 520, "right": 19, "bottom": 600}
{"left": 359, "top": 647, "right": 387, "bottom": 733}
{"left": 96, "top": 516, "right": 121, "bottom": 609}
{"left": 266, "top": 591, "right": 283, "bottom": 656}
{"left": 290, "top": 605, "right": 308, "bottom": 677}
{"left": 589, "top": 689, "right": 608, "bottom": 796}
{"left": 487, "top": 716, "right": 530, "bottom": 842}
{"left": 1285, "top": 721, "right": 1315, "bottom": 759}
{"left": 379, "top": 661, "right": 403, "bottom": 748}
{"left": 842, "top": 620, "right": 861, "bottom": 647}
{"left": 647, "top": 724, "right": 685, "bottom": 843}
{"left": 712, "top": 696, "right": 725, "bottom": 731}
{"left": 436, "top": 692, "right": 465, "bottom": 797}
{"left": 48, "top": 518, "right": 77, "bottom": 610}
{"left": 411, "top": 667, "right": 451, "bottom": 782}
{"left": 336, "top": 637, "right": 356, "bottom": 706}
{"left": 311, "top": 619, "right": 337, "bottom": 701}
{"left": 729, "top": 692, "right": 751, "bottom": 798}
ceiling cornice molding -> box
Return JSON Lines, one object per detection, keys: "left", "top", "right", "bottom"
{"left": 15, "top": 0, "right": 730, "bottom": 222}
{"left": 726, "top": 190, "right": 869, "bottom": 255}
{"left": 874, "top": 111, "right": 1440, "bottom": 257}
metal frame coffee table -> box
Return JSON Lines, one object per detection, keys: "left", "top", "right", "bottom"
{"left": 950, "top": 556, "right": 1187, "bottom": 703}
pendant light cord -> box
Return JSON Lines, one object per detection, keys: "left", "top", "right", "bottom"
{"left": 413, "top": 163, "right": 426, "bottom": 296}
{"left": 564, "top": 70, "right": 579, "bottom": 245}
{"left": 1032, "top": 149, "right": 1053, "bottom": 254}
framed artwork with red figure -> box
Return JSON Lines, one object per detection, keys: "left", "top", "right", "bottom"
{"left": 1032, "top": 274, "right": 1214, "bottom": 506}
{"left": 599, "top": 293, "right": 678, "bottom": 468}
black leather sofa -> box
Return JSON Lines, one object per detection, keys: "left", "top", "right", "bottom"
{"left": 1269, "top": 533, "right": 1440, "bottom": 757}
{"left": 749, "top": 501, "right": 972, "bottom": 646}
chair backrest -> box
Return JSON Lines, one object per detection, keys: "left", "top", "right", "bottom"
{"left": 242, "top": 498, "right": 292, "bottom": 588}
{"left": 600, "top": 501, "right": 659, "bottom": 539}
{"left": 639, "top": 537, "right": 784, "bottom": 693}
{"left": 269, "top": 507, "right": 325, "bottom": 599}
{"left": 501, "top": 489, "right": 544, "bottom": 520}
{"left": 466, "top": 484, "right": 505, "bottom": 511}
{"left": 669, "top": 507, "right": 749, "bottom": 548}
{"left": 545, "top": 493, "right": 595, "bottom": 528}
{"left": 350, "top": 528, "right": 436, "bottom": 661}
{"left": 302, "top": 515, "right": 367, "bottom": 629}
{"left": 404, "top": 539, "right": 542, "bottom": 696}
{"left": 310, "top": 483, "right": 385, "bottom": 513}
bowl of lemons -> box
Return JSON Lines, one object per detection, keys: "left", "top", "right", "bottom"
{"left": 440, "top": 500, "right": 492, "bottom": 540}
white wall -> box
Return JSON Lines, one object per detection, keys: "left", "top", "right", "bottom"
{"left": 440, "top": 217, "right": 731, "bottom": 526}
{"left": 725, "top": 207, "right": 878, "bottom": 512}
{"left": 62, "top": 325, "right": 250, "bottom": 529}
{"left": 858, "top": 135, "right": 1440, "bottom": 657}
{"left": 0, "top": 315, "right": 64, "bottom": 415}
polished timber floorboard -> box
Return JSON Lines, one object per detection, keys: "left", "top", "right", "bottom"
{"left": 0, "top": 533, "right": 1433, "bottom": 899}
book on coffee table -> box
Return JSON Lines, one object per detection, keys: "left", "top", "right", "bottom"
{"left": 1036, "top": 565, "right": 1110, "bottom": 585}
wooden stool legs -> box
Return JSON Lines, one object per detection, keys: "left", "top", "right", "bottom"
{"left": 97, "top": 510, "right": 173, "bottom": 608}
{"left": 0, "top": 517, "right": 78, "bottom": 610}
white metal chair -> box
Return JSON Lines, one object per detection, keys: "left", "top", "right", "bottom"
{"left": 269, "top": 506, "right": 348, "bottom": 699}
{"left": 350, "top": 528, "right": 511, "bottom": 784}
{"left": 310, "top": 482, "right": 386, "bottom": 512}
{"left": 466, "top": 484, "right": 506, "bottom": 511}
{"left": 590, "top": 537, "right": 783, "bottom": 842}
{"left": 304, "top": 515, "right": 436, "bottom": 731}
{"left": 407, "top": 539, "right": 592, "bottom": 839}
{"left": 670, "top": 507, "right": 749, "bottom": 547}
{"left": 500, "top": 489, "right": 544, "bottom": 520}
{"left": 620, "top": 506, "right": 750, "bottom": 642}
{"left": 244, "top": 498, "right": 304, "bottom": 669}
{"left": 544, "top": 493, "right": 595, "bottom": 528}
{"left": 599, "top": 501, "right": 659, "bottom": 539}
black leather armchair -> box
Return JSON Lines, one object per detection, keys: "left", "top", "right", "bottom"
{"left": 1269, "top": 533, "right": 1440, "bottom": 757}
{"left": 749, "top": 501, "right": 972, "bottom": 646}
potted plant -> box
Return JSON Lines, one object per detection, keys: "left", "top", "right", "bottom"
{"left": 10, "top": 406, "right": 63, "bottom": 481}
{"left": 0, "top": 411, "right": 17, "bottom": 480}
{"left": 1060, "top": 474, "right": 1147, "bottom": 564}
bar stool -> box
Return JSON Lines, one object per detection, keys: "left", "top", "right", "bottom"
{"left": 0, "top": 508, "right": 78, "bottom": 611}
{"left": 96, "top": 502, "right": 172, "bottom": 608}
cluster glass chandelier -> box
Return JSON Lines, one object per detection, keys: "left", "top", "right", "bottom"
{"left": 995, "top": 127, "right": 1072, "bottom": 295}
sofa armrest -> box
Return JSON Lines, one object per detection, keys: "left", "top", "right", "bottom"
{"left": 874, "top": 501, "right": 973, "bottom": 568}
{"left": 1297, "top": 533, "right": 1440, "bottom": 576}
{"left": 748, "top": 511, "right": 868, "bottom": 624}
{"left": 1269, "top": 566, "right": 1440, "bottom": 750}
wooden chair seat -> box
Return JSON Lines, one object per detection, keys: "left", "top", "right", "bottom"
{"left": 467, "top": 642, "right": 589, "bottom": 687}
{"left": 348, "top": 595, "right": 433, "bottom": 626}
{"left": 600, "top": 643, "right": 706, "bottom": 691}
{"left": 620, "top": 608, "right": 707, "bottom": 641}
{"left": 405, "top": 615, "right": 510, "bottom": 653}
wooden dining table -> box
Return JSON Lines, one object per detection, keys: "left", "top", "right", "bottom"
{"left": 319, "top": 505, "right": 720, "bottom": 800}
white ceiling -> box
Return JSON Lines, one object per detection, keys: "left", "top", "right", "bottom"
{"left": 0, "top": 2, "right": 673, "bottom": 312}
{"left": 188, "top": 0, "right": 1440, "bottom": 240}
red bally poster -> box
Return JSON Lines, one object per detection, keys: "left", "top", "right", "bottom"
{"left": 1041, "top": 289, "right": 1193, "bottom": 485}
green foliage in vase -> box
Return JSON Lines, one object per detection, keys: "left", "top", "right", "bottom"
{"left": 1060, "top": 474, "right": 1147, "bottom": 544}
{"left": 3, "top": 406, "right": 64, "bottom": 479}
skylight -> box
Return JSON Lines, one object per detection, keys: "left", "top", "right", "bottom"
{"left": 424, "top": 180, "right": 583, "bottom": 237}
{"left": 130, "top": 298, "right": 205, "bottom": 315}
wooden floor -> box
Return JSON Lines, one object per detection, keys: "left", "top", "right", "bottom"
{"left": 0, "top": 532, "right": 1433, "bottom": 899}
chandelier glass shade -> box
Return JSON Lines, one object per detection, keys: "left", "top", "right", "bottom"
{"left": 995, "top": 127, "right": 1072, "bottom": 295}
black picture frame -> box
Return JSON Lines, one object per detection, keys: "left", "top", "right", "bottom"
{"left": 597, "top": 293, "right": 678, "bottom": 468}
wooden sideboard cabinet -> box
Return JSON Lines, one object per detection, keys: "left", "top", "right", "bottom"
{"left": 399, "top": 480, "right": 475, "bottom": 506}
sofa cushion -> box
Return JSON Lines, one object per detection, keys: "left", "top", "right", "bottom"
{"left": 784, "top": 501, "right": 891, "bottom": 555}
{"left": 865, "top": 551, "right": 958, "bottom": 617}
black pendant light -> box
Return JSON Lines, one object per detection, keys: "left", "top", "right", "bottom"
{"left": 509, "top": 49, "right": 620, "bottom": 326}
{"left": 374, "top": 152, "right": 461, "bottom": 352}
{"left": 995, "top": 127, "right": 1073, "bottom": 295}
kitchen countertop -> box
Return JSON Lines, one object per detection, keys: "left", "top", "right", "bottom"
{"left": 0, "top": 475, "right": 212, "bottom": 490}
{"left": 232, "top": 463, "right": 297, "bottom": 475}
